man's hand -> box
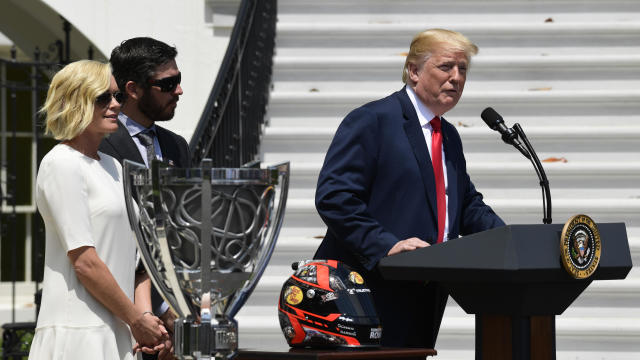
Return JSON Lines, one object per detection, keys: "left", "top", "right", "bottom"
{"left": 160, "top": 309, "right": 177, "bottom": 334}
{"left": 133, "top": 332, "right": 173, "bottom": 358}
{"left": 133, "top": 340, "right": 166, "bottom": 355}
{"left": 130, "top": 312, "right": 167, "bottom": 349}
{"left": 157, "top": 335, "right": 175, "bottom": 360}
{"left": 158, "top": 310, "right": 177, "bottom": 359}
{"left": 387, "top": 237, "right": 430, "bottom": 256}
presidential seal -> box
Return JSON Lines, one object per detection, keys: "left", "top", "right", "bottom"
{"left": 560, "top": 214, "right": 601, "bottom": 279}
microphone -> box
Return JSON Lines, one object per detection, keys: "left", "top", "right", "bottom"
{"left": 481, "top": 107, "right": 530, "bottom": 158}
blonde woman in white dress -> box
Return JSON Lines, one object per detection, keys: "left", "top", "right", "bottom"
{"left": 28, "top": 60, "right": 168, "bottom": 360}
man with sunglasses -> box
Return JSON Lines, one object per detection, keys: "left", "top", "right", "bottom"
{"left": 99, "top": 37, "right": 190, "bottom": 360}
{"left": 100, "top": 37, "right": 189, "bottom": 169}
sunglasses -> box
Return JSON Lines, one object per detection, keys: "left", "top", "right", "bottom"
{"left": 148, "top": 73, "right": 181, "bottom": 92}
{"left": 95, "top": 91, "right": 124, "bottom": 107}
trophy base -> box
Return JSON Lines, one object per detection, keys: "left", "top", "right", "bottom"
{"left": 174, "top": 317, "right": 238, "bottom": 359}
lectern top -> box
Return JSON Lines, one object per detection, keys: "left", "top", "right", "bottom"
{"left": 378, "top": 223, "right": 631, "bottom": 283}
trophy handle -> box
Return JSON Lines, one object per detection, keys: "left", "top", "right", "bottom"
{"left": 226, "top": 161, "right": 290, "bottom": 319}
{"left": 150, "top": 160, "right": 197, "bottom": 318}
{"left": 123, "top": 160, "right": 193, "bottom": 318}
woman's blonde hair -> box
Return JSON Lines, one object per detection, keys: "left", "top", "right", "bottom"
{"left": 402, "top": 29, "right": 478, "bottom": 84}
{"left": 41, "top": 60, "right": 111, "bottom": 140}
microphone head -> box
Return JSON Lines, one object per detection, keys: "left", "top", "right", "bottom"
{"left": 481, "top": 107, "right": 504, "bottom": 130}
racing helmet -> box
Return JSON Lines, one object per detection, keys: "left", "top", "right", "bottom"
{"left": 278, "top": 259, "right": 382, "bottom": 348}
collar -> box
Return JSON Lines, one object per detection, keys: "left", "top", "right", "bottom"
{"left": 118, "top": 112, "right": 157, "bottom": 137}
{"left": 405, "top": 86, "right": 438, "bottom": 128}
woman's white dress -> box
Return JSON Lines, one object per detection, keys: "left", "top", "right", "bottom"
{"left": 28, "top": 144, "right": 137, "bottom": 360}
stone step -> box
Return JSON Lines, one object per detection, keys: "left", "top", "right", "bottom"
{"left": 267, "top": 89, "right": 640, "bottom": 118}
{"left": 274, "top": 46, "right": 640, "bottom": 58}
{"left": 280, "top": 197, "right": 640, "bottom": 228}
{"left": 278, "top": 11, "right": 640, "bottom": 25}
{"left": 276, "top": 22, "right": 640, "bottom": 48}
{"left": 273, "top": 54, "right": 640, "bottom": 82}
{"left": 277, "top": 0, "right": 640, "bottom": 16}
{"left": 283, "top": 190, "right": 640, "bottom": 209}
{"left": 270, "top": 88, "right": 640, "bottom": 106}
{"left": 260, "top": 159, "right": 640, "bottom": 191}
{"left": 262, "top": 160, "right": 640, "bottom": 180}
{"left": 283, "top": 196, "right": 640, "bottom": 213}
{"left": 262, "top": 125, "right": 640, "bottom": 150}
{"left": 275, "top": 54, "right": 640, "bottom": 67}
{"left": 266, "top": 115, "right": 640, "bottom": 128}
{"left": 274, "top": 80, "right": 640, "bottom": 94}
{"left": 264, "top": 151, "right": 640, "bottom": 165}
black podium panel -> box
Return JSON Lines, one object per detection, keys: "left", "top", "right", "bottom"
{"left": 378, "top": 223, "right": 632, "bottom": 315}
{"left": 377, "top": 223, "right": 632, "bottom": 359}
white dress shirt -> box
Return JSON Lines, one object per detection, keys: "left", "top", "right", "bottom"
{"left": 118, "top": 112, "right": 163, "bottom": 167}
{"left": 405, "top": 86, "right": 450, "bottom": 243}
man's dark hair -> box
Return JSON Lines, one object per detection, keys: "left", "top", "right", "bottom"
{"left": 110, "top": 37, "right": 177, "bottom": 93}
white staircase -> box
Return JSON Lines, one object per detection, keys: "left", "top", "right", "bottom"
{"left": 237, "top": 1, "right": 640, "bottom": 358}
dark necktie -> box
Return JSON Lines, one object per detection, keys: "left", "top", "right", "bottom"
{"left": 430, "top": 116, "right": 445, "bottom": 243}
{"left": 136, "top": 129, "right": 157, "bottom": 167}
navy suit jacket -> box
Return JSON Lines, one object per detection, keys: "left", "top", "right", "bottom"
{"left": 314, "top": 87, "right": 504, "bottom": 347}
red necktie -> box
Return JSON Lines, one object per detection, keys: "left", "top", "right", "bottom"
{"left": 430, "top": 117, "right": 445, "bottom": 243}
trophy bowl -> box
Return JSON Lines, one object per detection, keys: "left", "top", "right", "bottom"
{"left": 123, "top": 159, "right": 289, "bottom": 359}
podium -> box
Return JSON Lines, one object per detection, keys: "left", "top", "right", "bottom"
{"left": 378, "top": 223, "right": 632, "bottom": 360}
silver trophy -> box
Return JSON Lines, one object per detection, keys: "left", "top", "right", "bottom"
{"left": 123, "top": 159, "right": 289, "bottom": 359}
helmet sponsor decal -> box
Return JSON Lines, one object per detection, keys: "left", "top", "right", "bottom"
{"left": 346, "top": 288, "right": 371, "bottom": 294}
{"left": 370, "top": 327, "right": 382, "bottom": 339}
{"left": 336, "top": 324, "right": 357, "bottom": 337}
{"left": 322, "top": 292, "right": 338, "bottom": 302}
{"left": 349, "top": 271, "right": 364, "bottom": 285}
{"left": 285, "top": 285, "right": 304, "bottom": 305}
{"left": 337, "top": 323, "right": 355, "bottom": 331}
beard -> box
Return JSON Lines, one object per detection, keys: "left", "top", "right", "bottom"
{"left": 138, "top": 91, "right": 177, "bottom": 122}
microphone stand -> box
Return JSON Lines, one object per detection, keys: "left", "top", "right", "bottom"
{"left": 512, "top": 123, "right": 552, "bottom": 224}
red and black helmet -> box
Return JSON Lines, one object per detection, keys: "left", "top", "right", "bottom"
{"left": 278, "top": 259, "right": 382, "bottom": 348}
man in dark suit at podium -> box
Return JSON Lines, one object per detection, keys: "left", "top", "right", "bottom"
{"left": 314, "top": 29, "right": 505, "bottom": 348}
{"left": 99, "top": 37, "right": 190, "bottom": 359}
